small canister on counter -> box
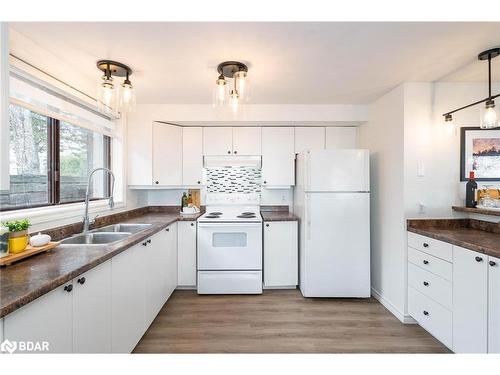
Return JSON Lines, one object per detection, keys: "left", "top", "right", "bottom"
{"left": 0, "top": 226, "right": 9, "bottom": 258}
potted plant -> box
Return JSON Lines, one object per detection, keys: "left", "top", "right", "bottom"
{"left": 2, "top": 219, "right": 31, "bottom": 254}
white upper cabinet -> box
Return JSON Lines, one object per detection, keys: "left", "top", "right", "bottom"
{"left": 294, "top": 127, "right": 325, "bottom": 154}
{"left": 182, "top": 127, "right": 203, "bottom": 186}
{"left": 452, "top": 245, "right": 488, "bottom": 353}
{"left": 203, "top": 127, "right": 233, "bottom": 155}
{"left": 152, "top": 122, "right": 183, "bottom": 186}
{"left": 325, "top": 127, "right": 358, "bottom": 149}
{"left": 232, "top": 127, "right": 261, "bottom": 155}
{"left": 262, "top": 127, "right": 295, "bottom": 186}
{"left": 489, "top": 256, "right": 500, "bottom": 353}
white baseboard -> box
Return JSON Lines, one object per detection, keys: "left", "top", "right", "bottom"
{"left": 371, "top": 287, "right": 416, "bottom": 324}
{"left": 176, "top": 286, "right": 197, "bottom": 290}
{"left": 263, "top": 285, "right": 297, "bottom": 290}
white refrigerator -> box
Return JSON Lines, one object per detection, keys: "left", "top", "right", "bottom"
{"left": 294, "top": 149, "right": 370, "bottom": 297}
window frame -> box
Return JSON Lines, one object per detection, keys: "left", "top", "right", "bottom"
{"left": 1, "top": 105, "right": 112, "bottom": 212}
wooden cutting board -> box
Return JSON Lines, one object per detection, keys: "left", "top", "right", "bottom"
{"left": 0, "top": 241, "right": 60, "bottom": 266}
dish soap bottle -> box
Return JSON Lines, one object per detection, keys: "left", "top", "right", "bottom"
{"left": 181, "top": 192, "right": 188, "bottom": 211}
{"left": 465, "top": 171, "right": 478, "bottom": 208}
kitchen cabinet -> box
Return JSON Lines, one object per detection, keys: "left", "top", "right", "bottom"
{"left": 153, "top": 122, "right": 182, "bottom": 186}
{"left": 232, "top": 127, "right": 261, "bottom": 155}
{"left": 128, "top": 119, "right": 153, "bottom": 185}
{"left": 165, "top": 222, "right": 178, "bottom": 299}
{"left": 294, "top": 127, "right": 325, "bottom": 154}
{"left": 182, "top": 127, "right": 203, "bottom": 186}
{"left": 489, "top": 255, "right": 500, "bottom": 353}
{"left": 178, "top": 221, "right": 197, "bottom": 287}
{"left": 145, "top": 231, "right": 169, "bottom": 325}
{"left": 325, "top": 127, "right": 358, "bottom": 149}
{"left": 72, "top": 261, "right": 112, "bottom": 353}
{"left": 263, "top": 221, "right": 298, "bottom": 287}
{"left": 111, "top": 242, "right": 146, "bottom": 353}
{"left": 452, "top": 245, "right": 488, "bottom": 353}
{"left": 4, "top": 283, "right": 73, "bottom": 353}
{"left": 203, "top": 127, "right": 233, "bottom": 155}
{"left": 261, "top": 127, "right": 295, "bottom": 186}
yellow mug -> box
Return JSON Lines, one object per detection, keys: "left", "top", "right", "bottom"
{"left": 9, "top": 235, "right": 28, "bottom": 254}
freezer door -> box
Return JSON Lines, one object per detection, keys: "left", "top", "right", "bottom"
{"left": 304, "top": 149, "right": 369, "bottom": 192}
{"left": 301, "top": 192, "right": 370, "bottom": 297}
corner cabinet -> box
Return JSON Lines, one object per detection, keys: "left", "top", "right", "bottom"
{"left": 261, "top": 127, "right": 295, "bottom": 187}
{"left": 263, "top": 221, "right": 298, "bottom": 288}
{"left": 152, "top": 122, "right": 182, "bottom": 186}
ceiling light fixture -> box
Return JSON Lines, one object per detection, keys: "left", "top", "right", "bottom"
{"left": 96, "top": 60, "right": 135, "bottom": 114}
{"left": 443, "top": 48, "right": 500, "bottom": 129}
{"left": 213, "top": 61, "right": 249, "bottom": 111}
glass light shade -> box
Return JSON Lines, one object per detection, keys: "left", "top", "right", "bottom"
{"left": 213, "top": 76, "right": 227, "bottom": 106}
{"left": 119, "top": 81, "right": 136, "bottom": 113}
{"left": 234, "top": 70, "right": 248, "bottom": 101}
{"left": 97, "top": 75, "right": 116, "bottom": 115}
{"left": 229, "top": 89, "right": 239, "bottom": 113}
{"left": 444, "top": 114, "right": 455, "bottom": 135}
{"left": 481, "top": 102, "right": 499, "bottom": 129}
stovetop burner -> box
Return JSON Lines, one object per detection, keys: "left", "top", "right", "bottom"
{"left": 237, "top": 214, "right": 256, "bottom": 218}
{"left": 205, "top": 215, "right": 221, "bottom": 219}
{"left": 241, "top": 212, "right": 254, "bottom": 215}
{"left": 209, "top": 212, "right": 222, "bottom": 215}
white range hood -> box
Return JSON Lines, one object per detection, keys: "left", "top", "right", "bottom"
{"left": 203, "top": 155, "right": 261, "bottom": 168}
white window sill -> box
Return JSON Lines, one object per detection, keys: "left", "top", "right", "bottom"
{"left": 0, "top": 200, "right": 127, "bottom": 232}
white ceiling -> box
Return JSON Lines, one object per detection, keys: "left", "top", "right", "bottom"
{"left": 9, "top": 22, "right": 500, "bottom": 104}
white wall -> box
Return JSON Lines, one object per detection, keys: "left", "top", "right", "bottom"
{"left": 359, "top": 85, "right": 407, "bottom": 321}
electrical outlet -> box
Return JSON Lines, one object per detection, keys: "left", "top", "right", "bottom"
{"left": 418, "top": 202, "right": 425, "bottom": 214}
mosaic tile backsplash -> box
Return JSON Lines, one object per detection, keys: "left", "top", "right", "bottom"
{"left": 206, "top": 167, "right": 262, "bottom": 194}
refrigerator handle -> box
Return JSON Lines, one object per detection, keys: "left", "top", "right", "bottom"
{"left": 305, "top": 152, "right": 311, "bottom": 191}
{"left": 306, "top": 194, "right": 311, "bottom": 240}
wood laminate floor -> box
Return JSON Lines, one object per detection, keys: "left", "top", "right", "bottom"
{"left": 133, "top": 289, "right": 450, "bottom": 353}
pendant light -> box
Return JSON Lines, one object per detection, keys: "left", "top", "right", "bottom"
{"left": 96, "top": 60, "right": 135, "bottom": 114}
{"left": 443, "top": 48, "right": 499, "bottom": 129}
{"left": 213, "top": 61, "right": 249, "bottom": 110}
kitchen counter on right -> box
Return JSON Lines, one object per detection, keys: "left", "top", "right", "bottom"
{"left": 260, "top": 206, "right": 298, "bottom": 221}
{"left": 407, "top": 218, "right": 500, "bottom": 258}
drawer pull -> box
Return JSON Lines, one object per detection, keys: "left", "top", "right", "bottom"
{"left": 423, "top": 281, "right": 429, "bottom": 286}
{"left": 423, "top": 310, "right": 429, "bottom": 316}
{"left": 475, "top": 256, "right": 483, "bottom": 262}
{"left": 77, "top": 277, "right": 86, "bottom": 285}
{"left": 64, "top": 284, "right": 73, "bottom": 293}
{"left": 490, "top": 260, "right": 497, "bottom": 267}
{"left": 423, "top": 243, "right": 429, "bottom": 248}
{"left": 423, "top": 260, "right": 429, "bottom": 265}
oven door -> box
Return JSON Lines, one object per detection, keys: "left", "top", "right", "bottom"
{"left": 197, "top": 222, "right": 262, "bottom": 270}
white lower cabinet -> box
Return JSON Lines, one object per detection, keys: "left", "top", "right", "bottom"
{"left": 488, "top": 256, "right": 500, "bottom": 353}
{"left": 165, "top": 222, "right": 178, "bottom": 298}
{"left": 452, "top": 245, "right": 488, "bottom": 353}
{"left": 145, "top": 231, "right": 169, "bottom": 325}
{"left": 178, "top": 221, "right": 197, "bottom": 287}
{"left": 263, "top": 221, "right": 298, "bottom": 287}
{"left": 4, "top": 282, "right": 73, "bottom": 353}
{"left": 72, "top": 261, "right": 112, "bottom": 353}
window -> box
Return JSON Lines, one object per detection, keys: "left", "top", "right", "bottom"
{"left": 0, "top": 104, "right": 111, "bottom": 211}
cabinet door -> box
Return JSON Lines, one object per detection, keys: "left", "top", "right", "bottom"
{"left": 128, "top": 119, "right": 153, "bottom": 185}
{"left": 166, "top": 222, "right": 178, "bottom": 298}
{"left": 264, "top": 221, "right": 298, "bottom": 287}
{"left": 452, "top": 245, "right": 488, "bottom": 353}
{"left": 294, "top": 127, "right": 325, "bottom": 154}
{"left": 325, "top": 127, "right": 358, "bottom": 149}
{"left": 262, "top": 127, "right": 295, "bottom": 186}
{"left": 73, "top": 261, "right": 112, "bottom": 353}
{"left": 4, "top": 284, "right": 73, "bottom": 353}
{"left": 203, "top": 127, "right": 233, "bottom": 155}
{"left": 152, "top": 122, "right": 182, "bottom": 185}
{"left": 111, "top": 243, "right": 146, "bottom": 353}
{"left": 144, "top": 232, "right": 167, "bottom": 325}
{"left": 178, "top": 221, "right": 197, "bottom": 287}
{"left": 232, "top": 127, "right": 261, "bottom": 155}
{"left": 182, "top": 127, "right": 203, "bottom": 186}
{"left": 489, "top": 256, "right": 500, "bottom": 353}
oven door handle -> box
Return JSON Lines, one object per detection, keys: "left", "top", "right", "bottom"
{"left": 197, "top": 222, "right": 262, "bottom": 228}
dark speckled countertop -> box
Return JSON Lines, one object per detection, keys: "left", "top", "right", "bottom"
{"left": 407, "top": 219, "right": 500, "bottom": 258}
{"left": 260, "top": 205, "right": 298, "bottom": 221}
{"left": 0, "top": 209, "right": 201, "bottom": 318}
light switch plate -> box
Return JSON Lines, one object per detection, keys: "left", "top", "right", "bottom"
{"left": 417, "top": 162, "right": 425, "bottom": 177}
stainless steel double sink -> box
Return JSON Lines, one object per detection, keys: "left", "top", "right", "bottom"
{"left": 60, "top": 223, "right": 152, "bottom": 246}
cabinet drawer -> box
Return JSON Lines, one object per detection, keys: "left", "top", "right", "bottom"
{"left": 408, "top": 262, "right": 452, "bottom": 309}
{"left": 407, "top": 232, "right": 452, "bottom": 262}
{"left": 408, "top": 247, "right": 452, "bottom": 281}
{"left": 408, "top": 286, "right": 452, "bottom": 348}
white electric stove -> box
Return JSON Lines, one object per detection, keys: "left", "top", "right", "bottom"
{"left": 197, "top": 193, "right": 263, "bottom": 294}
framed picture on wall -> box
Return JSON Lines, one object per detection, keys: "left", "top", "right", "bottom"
{"left": 460, "top": 127, "right": 500, "bottom": 181}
